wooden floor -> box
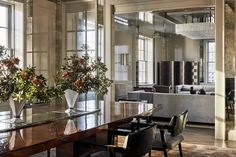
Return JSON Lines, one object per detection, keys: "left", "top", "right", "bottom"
{"left": 31, "top": 124, "right": 236, "bottom": 157}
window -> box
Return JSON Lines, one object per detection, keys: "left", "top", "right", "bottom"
{"left": 114, "top": 16, "right": 128, "bottom": 26}
{"left": 0, "top": 4, "right": 10, "bottom": 48}
{"left": 207, "top": 41, "right": 215, "bottom": 83}
{"left": 138, "top": 35, "right": 153, "bottom": 85}
{"left": 139, "top": 12, "right": 153, "bottom": 24}
{"left": 66, "top": 11, "right": 96, "bottom": 59}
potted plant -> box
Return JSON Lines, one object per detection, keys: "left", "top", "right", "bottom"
{"left": 0, "top": 46, "right": 56, "bottom": 123}
{"left": 55, "top": 54, "right": 112, "bottom": 113}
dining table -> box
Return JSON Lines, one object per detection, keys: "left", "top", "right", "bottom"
{"left": 0, "top": 99, "right": 160, "bottom": 157}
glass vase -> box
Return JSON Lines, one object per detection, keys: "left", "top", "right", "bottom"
{"left": 64, "top": 89, "right": 79, "bottom": 114}
{"left": 9, "top": 97, "right": 26, "bottom": 123}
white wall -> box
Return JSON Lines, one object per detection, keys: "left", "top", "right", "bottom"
{"left": 184, "top": 37, "right": 200, "bottom": 61}
{"left": 167, "top": 35, "right": 175, "bottom": 60}
{"left": 174, "top": 35, "right": 185, "bottom": 61}
{"left": 155, "top": 34, "right": 201, "bottom": 61}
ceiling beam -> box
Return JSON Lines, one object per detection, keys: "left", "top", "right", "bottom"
{"left": 156, "top": 12, "right": 182, "bottom": 24}
{"left": 113, "top": 0, "right": 214, "bottom": 14}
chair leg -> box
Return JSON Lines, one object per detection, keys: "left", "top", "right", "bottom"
{"left": 226, "top": 105, "right": 230, "bottom": 119}
{"left": 107, "top": 129, "right": 114, "bottom": 144}
{"left": 163, "top": 150, "right": 168, "bottom": 157}
{"left": 230, "top": 103, "right": 234, "bottom": 114}
{"left": 47, "top": 149, "right": 50, "bottom": 157}
{"left": 178, "top": 143, "right": 183, "bottom": 157}
{"left": 148, "top": 150, "right": 151, "bottom": 157}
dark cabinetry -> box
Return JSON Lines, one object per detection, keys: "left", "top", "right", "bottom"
{"left": 157, "top": 61, "right": 199, "bottom": 86}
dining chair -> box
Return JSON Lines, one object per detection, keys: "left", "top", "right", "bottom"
{"left": 109, "top": 101, "right": 161, "bottom": 145}
{"left": 152, "top": 110, "right": 188, "bottom": 157}
{"left": 90, "top": 123, "right": 156, "bottom": 157}
{"left": 226, "top": 90, "right": 234, "bottom": 119}
{"left": 47, "top": 149, "right": 50, "bottom": 157}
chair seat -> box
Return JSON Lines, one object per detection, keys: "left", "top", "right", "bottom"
{"left": 92, "top": 124, "right": 156, "bottom": 157}
{"left": 153, "top": 132, "right": 184, "bottom": 150}
{"left": 117, "top": 119, "right": 148, "bottom": 131}
{"left": 117, "top": 123, "right": 133, "bottom": 130}
{"left": 91, "top": 151, "right": 123, "bottom": 157}
{"left": 91, "top": 151, "right": 109, "bottom": 157}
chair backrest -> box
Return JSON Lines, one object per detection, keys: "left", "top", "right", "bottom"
{"left": 169, "top": 110, "right": 188, "bottom": 136}
{"left": 227, "top": 90, "right": 235, "bottom": 101}
{"left": 124, "top": 124, "right": 156, "bottom": 157}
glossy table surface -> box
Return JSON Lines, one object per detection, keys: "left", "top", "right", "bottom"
{"left": 0, "top": 100, "right": 158, "bottom": 157}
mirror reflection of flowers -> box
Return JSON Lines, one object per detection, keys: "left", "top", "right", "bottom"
{"left": 55, "top": 54, "right": 112, "bottom": 96}
{"left": 0, "top": 46, "right": 56, "bottom": 104}
{"left": 92, "top": 58, "right": 113, "bottom": 95}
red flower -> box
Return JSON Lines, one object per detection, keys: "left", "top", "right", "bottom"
{"left": 61, "top": 71, "right": 71, "bottom": 79}
{"left": 12, "top": 58, "right": 20, "bottom": 65}
{"left": 74, "top": 79, "right": 83, "bottom": 88}
{"left": 78, "top": 58, "right": 85, "bottom": 65}
{"left": 31, "top": 77, "right": 42, "bottom": 87}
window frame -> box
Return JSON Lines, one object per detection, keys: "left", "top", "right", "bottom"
{"left": 206, "top": 40, "right": 215, "bottom": 83}
{"left": 66, "top": 11, "right": 96, "bottom": 59}
{"left": 138, "top": 35, "right": 153, "bottom": 85}
{"left": 0, "top": 3, "right": 11, "bottom": 49}
{"left": 138, "top": 12, "right": 153, "bottom": 24}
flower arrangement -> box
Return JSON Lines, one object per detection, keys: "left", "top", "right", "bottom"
{"left": 55, "top": 54, "right": 112, "bottom": 96}
{"left": 0, "top": 46, "right": 56, "bottom": 104}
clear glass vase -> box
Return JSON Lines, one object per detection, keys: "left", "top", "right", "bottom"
{"left": 9, "top": 97, "right": 26, "bottom": 123}
{"left": 64, "top": 89, "right": 79, "bottom": 114}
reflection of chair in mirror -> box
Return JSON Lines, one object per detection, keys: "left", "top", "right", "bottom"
{"left": 152, "top": 110, "right": 188, "bottom": 157}
{"left": 226, "top": 90, "right": 235, "bottom": 119}
{"left": 91, "top": 124, "right": 156, "bottom": 157}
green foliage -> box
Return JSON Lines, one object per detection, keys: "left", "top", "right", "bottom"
{"left": 92, "top": 58, "right": 113, "bottom": 95}
{"left": 0, "top": 46, "right": 58, "bottom": 103}
{"left": 0, "top": 45, "right": 6, "bottom": 58}
{"left": 55, "top": 54, "right": 113, "bottom": 96}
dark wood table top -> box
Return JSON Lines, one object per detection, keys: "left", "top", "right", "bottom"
{"left": 0, "top": 100, "right": 158, "bottom": 157}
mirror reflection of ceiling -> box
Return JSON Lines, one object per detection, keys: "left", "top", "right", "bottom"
{"left": 115, "top": 7, "right": 215, "bottom": 40}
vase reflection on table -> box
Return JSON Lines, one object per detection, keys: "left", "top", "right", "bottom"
{"left": 9, "top": 130, "right": 25, "bottom": 150}
{"left": 64, "top": 119, "right": 77, "bottom": 135}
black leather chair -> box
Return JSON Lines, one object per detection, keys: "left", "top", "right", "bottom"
{"left": 226, "top": 90, "right": 234, "bottom": 119}
{"left": 90, "top": 124, "right": 156, "bottom": 157}
{"left": 152, "top": 110, "right": 188, "bottom": 157}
